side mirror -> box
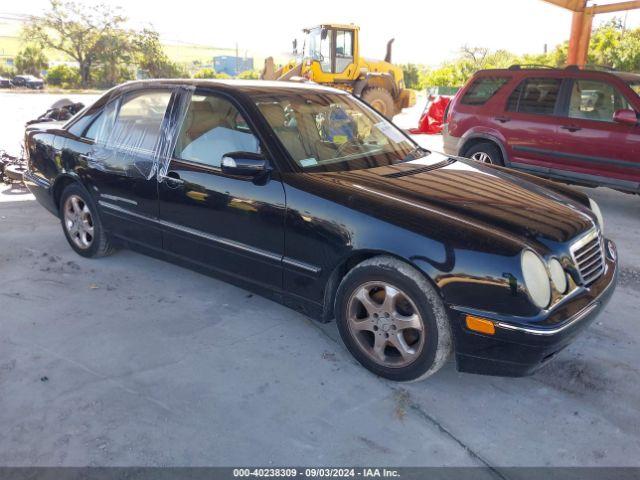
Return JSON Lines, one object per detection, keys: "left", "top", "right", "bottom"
{"left": 613, "top": 109, "right": 638, "bottom": 126}
{"left": 221, "top": 152, "right": 269, "bottom": 177}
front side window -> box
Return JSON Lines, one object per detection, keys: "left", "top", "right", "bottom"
{"left": 174, "top": 94, "right": 260, "bottom": 168}
{"left": 108, "top": 90, "right": 172, "bottom": 153}
{"left": 507, "top": 77, "right": 562, "bottom": 115}
{"left": 460, "top": 77, "right": 510, "bottom": 106}
{"left": 568, "top": 80, "right": 630, "bottom": 122}
{"left": 255, "top": 92, "right": 423, "bottom": 172}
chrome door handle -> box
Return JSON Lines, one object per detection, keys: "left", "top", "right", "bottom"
{"left": 561, "top": 125, "right": 582, "bottom": 132}
{"left": 158, "top": 173, "right": 184, "bottom": 185}
{"left": 495, "top": 116, "right": 511, "bottom": 123}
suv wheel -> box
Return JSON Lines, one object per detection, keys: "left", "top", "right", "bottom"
{"left": 335, "top": 256, "right": 452, "bottom": 382}
{"left": 466, "top": 142, "right": 504, "bottom": 166}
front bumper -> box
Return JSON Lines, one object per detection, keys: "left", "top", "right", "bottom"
{"left": 447, "top": 242, "right": 618, "bottom": 377}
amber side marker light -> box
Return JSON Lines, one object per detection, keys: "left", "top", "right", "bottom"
{"left": 465, "top": 315, "right": 496, "bottom": 335}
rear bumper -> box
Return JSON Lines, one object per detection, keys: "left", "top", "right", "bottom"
{"left": 448, "top": 242, "right": 618, "bottom": 377}
{"left": 442, "top": 127, "right": 460, "bottom": 156}
{"left": 24, "top": 170, "right": 57, "bottom": 216}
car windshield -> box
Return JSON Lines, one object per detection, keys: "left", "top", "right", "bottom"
{"left": 255, "top": 92, "right": 426, "bottom": 172}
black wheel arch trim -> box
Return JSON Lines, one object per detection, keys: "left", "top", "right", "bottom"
{"left": 460, "top": 133, "right": 510, "bottom": 165}
{"left": 52, "top": 173, "right": 95, "bottom": 211}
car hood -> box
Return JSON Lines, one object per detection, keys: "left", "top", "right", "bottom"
{"left": 314, "top": 152, "right": 595, "bottom": 245}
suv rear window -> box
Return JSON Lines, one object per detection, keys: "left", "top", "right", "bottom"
{"left": 507, "top": 78, "right": 562, "bottom": 115}
{"left": 460, "top": 77, "right": 510, "bottom": 106}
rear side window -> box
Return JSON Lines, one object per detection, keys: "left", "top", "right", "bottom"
{"left": 507, "top": 78, "right": 562, "bottom": 115}
{"left": 460, "top": 77, "right": 510, "bottom": 106}
{"left": 109, "top": 90, "right": 172, "bottom": 153}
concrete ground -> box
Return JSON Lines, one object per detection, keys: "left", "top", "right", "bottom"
{"left": 1, "top": 92, "right": 639, "bottom": 468}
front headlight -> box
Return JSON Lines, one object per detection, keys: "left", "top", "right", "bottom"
{"left": 521, "top": 250, "right": 551, "bottom": 309}
{"left": 548, "top": 258, "right": 568, "bottom": 294}
{"left": 588, "top": 198, "right": 604, "bottom": 233}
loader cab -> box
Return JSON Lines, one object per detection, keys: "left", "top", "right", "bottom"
{"left": 303, "top": 25, "right": 359, "bottom": 82}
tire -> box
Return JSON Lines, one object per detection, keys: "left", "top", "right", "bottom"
{"left": 361, "top": 87, "right": 396, "bottom": 118}
{"left": 59, "top": 183, "right": 114, "bottom": 258}
{"left": 335, "top": 256, "right": 452, "bottom": 382}
{"left": 465, "top": 142, "right": 504, "bottom": 166}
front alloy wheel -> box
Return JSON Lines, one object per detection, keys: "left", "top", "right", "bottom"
{"left": 335, "top": 256, "right": 452, "bottom": 382}
{"left": 347, "top": 282, "right": 425, "bottom": 368}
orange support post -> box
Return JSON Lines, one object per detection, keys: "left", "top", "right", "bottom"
{"left": 567, "top": 10, "right": 585, "bottom": 65}
{"left": 576, "top": 11, "right": 594, "bottom": 66}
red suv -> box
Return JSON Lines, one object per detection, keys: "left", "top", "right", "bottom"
{"left": 443, "top": 66, "right": 640, "bottom": 194}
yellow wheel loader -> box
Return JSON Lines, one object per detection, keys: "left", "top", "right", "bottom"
{"left": 261, "top": 24, "right": 416, "bottom": 117}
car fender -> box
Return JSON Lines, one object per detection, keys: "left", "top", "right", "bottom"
{"left": 459, "top": 128, "right": 510, "bottom": 165}
{"left": 51, "top": 172, "right": 93, "bottom": 210}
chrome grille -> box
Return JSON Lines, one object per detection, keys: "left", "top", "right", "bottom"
{"left": 570, "top": 229, "right": 605, "bottom": 286}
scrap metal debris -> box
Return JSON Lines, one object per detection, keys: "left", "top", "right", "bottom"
{"left": 1, "top": 99, "right": 85, "bottom": 189}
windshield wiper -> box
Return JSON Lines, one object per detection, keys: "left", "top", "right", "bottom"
{"left": 402, "top": 145, "right": 430, "bottom": 162}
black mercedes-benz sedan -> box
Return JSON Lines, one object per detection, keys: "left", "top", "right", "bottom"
{"left": 24, "top": 79, "right": 618, "bottom": 382}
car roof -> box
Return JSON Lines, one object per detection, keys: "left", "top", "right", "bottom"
{"left": 118, "top": 78, "right": 348, "bottom": 96}
{"left": 476, "top": 66, "right": 640, "bottom": 81}
{"left": 612, "top": 71, "right": 640, "bottom": 82}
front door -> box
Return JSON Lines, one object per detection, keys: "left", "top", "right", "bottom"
{"left": 158, "top": 91, "right": 286, "bottom": 289}
{"left": 555, "top": 78, "right": 640, "bottom": 186}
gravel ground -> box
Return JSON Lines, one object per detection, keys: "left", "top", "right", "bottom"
{"left": 0, "top": 92, "right": 639, "bottom": 468}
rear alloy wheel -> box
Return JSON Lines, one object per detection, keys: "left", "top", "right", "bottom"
{"left": 59, "top": 184, "right": 114, "bottom": 258}
{"left": 63, "top": 194, "right": 95, "bottom": 250}
{"left": 336, "top": 256, "right": 452, "bottom": 382}
{"left": 466, "top": 142, "right": 504, "bottom": 166}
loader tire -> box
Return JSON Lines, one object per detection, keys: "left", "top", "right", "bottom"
{"left": 361, "top": 88, "right": 396, "bottom": 118}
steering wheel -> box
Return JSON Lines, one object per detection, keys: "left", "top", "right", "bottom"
{"left": 335, "top": 138, "right": 364, "bottom": 157}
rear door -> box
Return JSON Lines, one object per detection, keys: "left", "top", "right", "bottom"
{"left": 554, "top": 77, "right": 640, "bottom": 186}
{"left": 501, "top": 76, "right": 565, "bottom": 169}
{"left": 84, "top": 88, "right": 174, "bottom": 248}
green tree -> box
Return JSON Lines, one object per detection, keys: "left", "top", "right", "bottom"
{"left": 237, "top": 69, "right": 260, "bottom": 79}
{"left": 23, "top": 0, "right": 127, "bottom": 87}
{"left": 46, "top": 64, "right": 80, "bottom": 87}
{"left": 93, "top": 29, "right": 136, "bottom": 87}
{"left": 134, "top": 29, "right": 187, "bottom": 79}
{"left": 193, "top": 68, "right": 217, "bottom": 79}
{"left": 588, "top": 19, "right": 640, "bottom": 70}
{"left": 0, "top": 65, "right": 16, "bottom": 78}
{"left": 401, "top": 63, "right": 423, "bottom": 90}
{"left": 15, "top": 45, "right": 49, "bottom": 76}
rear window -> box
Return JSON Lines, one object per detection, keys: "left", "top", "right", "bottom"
{"left": 507, "top": 77, "right": 562, "bottom": 115}
{"left": 460, "top": 77, "right": 510, "bottom": 106}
